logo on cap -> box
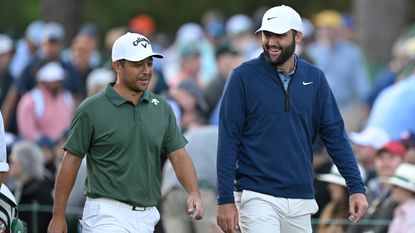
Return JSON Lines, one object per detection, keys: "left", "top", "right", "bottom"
{"left": 267, "top": 16, "right": 278, "bottom": 20}
{"left": 133, "top": 37, "right": 150, "bottom": 48}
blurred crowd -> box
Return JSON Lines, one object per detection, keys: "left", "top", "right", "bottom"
{"left": 0, "top": 6, "right": 415, "bottom": 233}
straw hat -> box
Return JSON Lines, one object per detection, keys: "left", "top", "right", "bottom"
{"left": 317, "top": 164, "right": 365, "bottom": 187}
{"left": 382, "top": 163, "right": 415, "bottom": 193}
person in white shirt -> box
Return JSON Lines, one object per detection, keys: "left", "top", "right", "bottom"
{"left": 0, "top": 111, "right": 10, "bottom": 183}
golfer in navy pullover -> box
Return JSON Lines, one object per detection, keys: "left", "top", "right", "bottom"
{"left": 216, "top": 5, "right": 368, "bottom": 233}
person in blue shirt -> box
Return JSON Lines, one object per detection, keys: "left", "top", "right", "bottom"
{"left": 216, "top": 5, "right": 368, "bottom": 233}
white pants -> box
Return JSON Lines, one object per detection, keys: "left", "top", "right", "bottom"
{"left": 235, "top": 190, "right": 318, "bottom": 233}
{"left": 80, "top": 197, "right": 160, "bottom": 233}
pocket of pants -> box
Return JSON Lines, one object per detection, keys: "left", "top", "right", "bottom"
{"left": 239, "top": 190, "right": 252, "bottom": 208}
{"left": 152, "top": 207, "right": 161, "bottom": 225}
{"left": 80, "top": 200, "right": 101, "bottom": 230}
{"left": 234, "top": 191, "right": 242, "bottom": 209}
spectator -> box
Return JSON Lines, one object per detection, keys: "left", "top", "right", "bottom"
{"left": 85, "top": 67, "right": 115, "bottom": 96}
{"left": 0, "top": 34, "right": 17, "bottom": 134}
{"left": 9, "top": 20, "right": 44, "bottom": 80}
{"left": 203, "top": 43, "right": 240, "bottom": 118}
{"left": 8, "top": 140, "right": 53, "bottom": 233}
{"left": 366, "top": 36, "right": 415, "bottom": 108}
{"left": 163, "top": 22, "right": 217, "bottom": 85}
{"left": 318, "top": 164, "right": 365, "bottom": 233}
{"left": 162, "top": 125, "right": 221, "bottom": 233}
{"left": 16, "top": 22, "right": 84, "bottom": 102}
{"left": 61, "top": 22, "right": 102, "bottom": 92}
{"left": 225, "top": 14, "right": 260, "bottom": 60}
{"left": 16, "top": 61, "right": 74, "bottom": 141}
{"left": 366, "top": 65, "right": 415, "bottom": 139}
{"left": 307, "top": 10, "right": 371, "bottom": 132}
{"left": 0, "top": 111, "right": 9, "bottom": 184}
{"left": 0, "top": 34, "right": 14, "bottom": 107}
{"left": 383, "top": 163, "right": 415, "bottom": 233}
{"left": 168, "top": 43, "right": 203, "bottom": 88}
{"left": 35, "top": 135, "right": 59, "bottom": 187}
{"left": 348, "top": 141, "right": 406, "bottom": 233}
{"left": 400, "top": 130, "right": 415, "bottom": 163}
{"left": 349, "top": 127, "right": 390, "bottom": 184}
{"left": 169, "top": 80, "right": 209, "bottom": 132}
{"left": 312, "top": 138, "right": 333, "bottom": 219}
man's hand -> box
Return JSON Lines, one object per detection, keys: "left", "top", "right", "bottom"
{"left": 349, "top": 193, "right": 369, "bottom": 223}
{"left": 217, "top": 203, "right": 239, "bottom": 233}
{"left": 187, "top": 192, "right": 204, "bottom": 220}
{"left": 47, "top": 216, "right": 67, "bottom": 233}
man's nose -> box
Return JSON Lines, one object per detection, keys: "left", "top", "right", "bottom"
{"left": 268, "top": 35, "right": 280, "bottom": 45}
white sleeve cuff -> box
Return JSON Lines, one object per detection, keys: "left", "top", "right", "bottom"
{"left": 0, "top": 162, "right": 9, "bottom": 172}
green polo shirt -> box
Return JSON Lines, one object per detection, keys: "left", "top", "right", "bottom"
{"left": 64, "top": 83, "right": 187, "bottom": 207}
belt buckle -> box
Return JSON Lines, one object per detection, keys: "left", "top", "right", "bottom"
{"left": 132, "top": 206, "right": 147, "bottom": 211}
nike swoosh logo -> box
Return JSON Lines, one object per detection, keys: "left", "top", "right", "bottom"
{"left": 267, "top": 16, "right": 278, "bottom": 20}
{"left": 302, "top": 81, "right": 313, "bottom": 86}
{"left": 141, "top": 43, "right": 147, "bottom": 48}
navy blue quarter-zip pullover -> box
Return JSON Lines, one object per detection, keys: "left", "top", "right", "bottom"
{"left": 217, "top": 53, "right": 365, "bottom": 205}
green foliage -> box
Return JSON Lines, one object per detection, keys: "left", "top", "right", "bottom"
{"left": 81, "top": 0, "right": 350, "bottom": 38}
{"left": 1, "top": 0, "right": 350, "bottom": 40}
{"left": 0, "top": 0, "right": 40, "bottom": 38}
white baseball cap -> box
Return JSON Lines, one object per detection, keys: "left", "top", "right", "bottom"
{"left": 111, "top": 32, "right": 163, "bottom": 62}
{"left": 36, "top": 62, "right": 65, "bottom": 82}
{"left": 256, "top": 5, "right": 302, "bottom": 34}
{"left": 349, "top": 127, "right": 390, "bottom": 150}
{"left": 0, "top": 34, "right": 13, "bottom": 54}
{"left": 42, "top": 22, "right": 65, "bottom": 42}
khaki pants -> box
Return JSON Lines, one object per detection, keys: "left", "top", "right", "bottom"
{"left": 162, "top": 188, "right": 221, "bottom": 233}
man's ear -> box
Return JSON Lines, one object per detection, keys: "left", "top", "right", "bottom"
{"left": 112, "top": 61, "right": 121, "bottom": 73}
{"left": 295, "top": 31, "right": 303, "bottom": 43}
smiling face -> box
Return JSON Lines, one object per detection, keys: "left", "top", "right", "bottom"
{"left": 113, "top": 57, "right": 154, "bottom": 94}
{"left": 261, "top": 30, "right": 302, "bottom": 67}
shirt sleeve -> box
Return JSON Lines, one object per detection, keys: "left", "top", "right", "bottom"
{"left": 0, "top": 111, "right": 9, "bottom": 172}
{"left": 318, "top": 74, "right": 366, "bottom": 194}
{"left": 217, "top": 70, "right": 246, "bottom": 204}
{"left": 64, "top": 104, "right": 94, "bottom": 158}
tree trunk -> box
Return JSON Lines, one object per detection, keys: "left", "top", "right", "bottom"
{"left": 353, "top": 0, "right": 410, "bottom": 70}
{"left": 40, "top": 0, "right": 84, "bottom": 46}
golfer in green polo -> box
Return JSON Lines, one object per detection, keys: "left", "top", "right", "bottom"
{"left": 48, "top": 32, "right": 204, "bottom": 233}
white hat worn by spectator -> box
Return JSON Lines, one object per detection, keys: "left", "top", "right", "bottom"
{"left": 111, "top": 32, "right": 163, "bottom": 62}
{"left": 175, "top": 23, "right": 205, "bottom": 44}
{"left": 301, "top": 17, "right": 315, "bottom": 38}
{"left": 256, "top": 5, "right": 303, "bottom": 34}
{"left": 382, "top": 163, "right": 415, "bottom": 193}
{"left": 36, "top": 61, "right": 65, "bottom": 82}
{"left": 0, "top": 34, "right": 13, "bottom": 54}
{"left": 350, "top": 127, "right": 390, "bottom": 150}
{"left": 226, "top": 14, "right": 253, "bottom": 36}
{"left": 41, "top": 22, "right": 65, "bottom": 42}
{"left": 86, "top": 68, "right": 115, "bottom": 95}
{"left": 318, "top": 164, "right": 366, "bottom": 187}
{"left": 26, "top": 20, "right": 44, "bottom": 46}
